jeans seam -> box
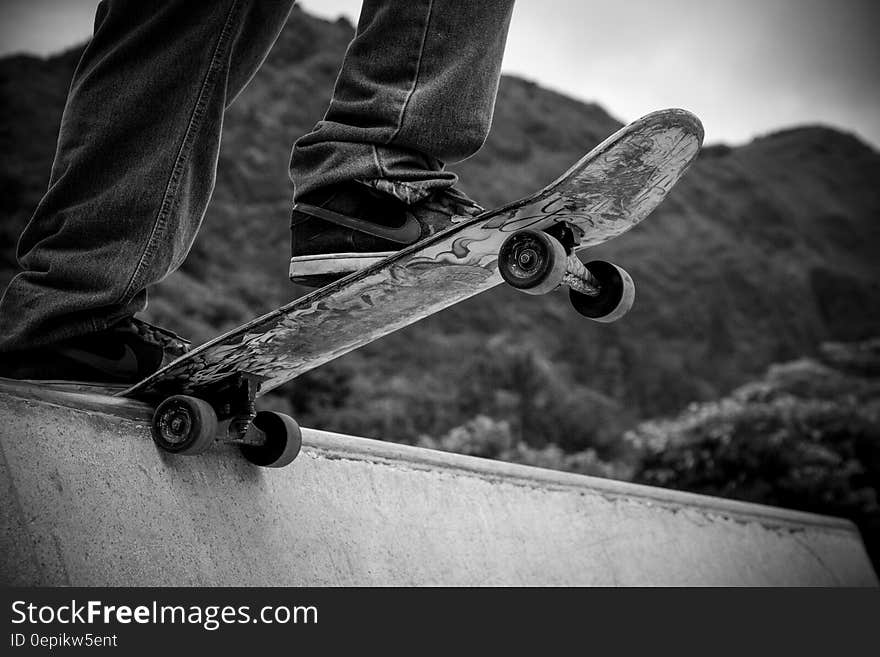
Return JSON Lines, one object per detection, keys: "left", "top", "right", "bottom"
{"left": 118, "top": 0, "right": 241, "bottom": 304}
{"left": 370, "top": 145, "right": 386, "bottom": 178}
{"left": 385, "top": 0, "right": 433, "bottom": 149}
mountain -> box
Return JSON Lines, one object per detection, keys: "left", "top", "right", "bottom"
{"left": 2, "top": 6, "right": 879, "bottom": 453}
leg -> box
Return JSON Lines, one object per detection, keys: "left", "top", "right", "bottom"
{"left": 290, "top": 0, "right": 515, "bottom": 200}
{"left": 0, "top": 0, "right": 294, "bottom": 362}
{"left": 288, "top": 0, "right": 515, "bottom": 286}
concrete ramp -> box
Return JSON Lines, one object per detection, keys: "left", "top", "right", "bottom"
{"left": 0, "top": 385, "right": 876, "bottom": 586}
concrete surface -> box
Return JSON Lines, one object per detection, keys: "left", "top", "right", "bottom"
{"left": 0, "top": 385, "right": 877, "bottom": 586}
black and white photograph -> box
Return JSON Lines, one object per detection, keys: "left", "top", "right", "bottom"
{"left": 0, "top": 0, "right": 877, "bottom": 626}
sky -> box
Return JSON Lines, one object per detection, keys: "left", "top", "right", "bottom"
{"left": 0, "top": 0, "right": 877, "bottom": 148}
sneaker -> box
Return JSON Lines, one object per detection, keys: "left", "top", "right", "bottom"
{"left": 127, "top": 317, "right": 191, "bottom": 361}
{"left": 0, "top": 317, "right": 191, "bottom": 385}
{"left": 289, "top": 181, "right": 483, "bottom": 287}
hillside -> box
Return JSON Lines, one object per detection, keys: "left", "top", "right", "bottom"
{"left": 2, "top": 6, "right": 879, "bottom": 453}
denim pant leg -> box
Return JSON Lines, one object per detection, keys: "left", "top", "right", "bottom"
{"left": 290, "top": 0, "right": 515, "bottom": 201}
{"left": 0, "top": 0, "right": 294, "bottom": 353}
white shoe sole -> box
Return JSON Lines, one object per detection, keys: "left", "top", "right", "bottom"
{"left": 289, "top": 252, "right": 394, "bottom": 279}
{"left": 2, "top": 377, "right": 130, "bottom": 394}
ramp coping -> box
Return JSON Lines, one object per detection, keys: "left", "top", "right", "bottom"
{"left": 0, "top": 380, "right": 859, "bottom": 535}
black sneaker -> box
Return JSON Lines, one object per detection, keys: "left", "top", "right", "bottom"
{"left": 0, "top": 317, "right": 191, "bottom": 385}
{"left": 289, "top": 181, "right": 483, "bottom": 287}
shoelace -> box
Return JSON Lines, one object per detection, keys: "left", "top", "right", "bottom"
{"left": 125, "top": 318, "right": 191, "bottom": 357}
{"left": 419, "top": 187, "right": 484, "bottom": 220}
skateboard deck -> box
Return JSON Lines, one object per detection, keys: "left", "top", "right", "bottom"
{"left": 118, "top": 108, "right": 702, "bottom": 466}
{"left": 124, "top": 109, "right": 703, "bottom": 402}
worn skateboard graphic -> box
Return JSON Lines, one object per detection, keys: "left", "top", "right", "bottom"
{"left": 123, "top": 108, "right": 704, "bottom": 467}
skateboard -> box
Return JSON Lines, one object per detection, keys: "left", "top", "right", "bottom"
{"left": 123, "top": 108, "right": 704, "bottom": 468}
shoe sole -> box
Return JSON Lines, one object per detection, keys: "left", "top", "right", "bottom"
{"left": 289, "top": 252, "right": 394, "bottom": 285}
{"left": 2, "top": 377, "right": 130, "bottom": 394}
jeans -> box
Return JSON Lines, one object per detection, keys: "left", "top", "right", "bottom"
{"left": 0, "top": 0, "right": 514, "bottom": 352}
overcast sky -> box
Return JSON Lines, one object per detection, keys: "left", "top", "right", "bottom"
{"left": 0, "top": 0, "right": 877, "bottom": 148}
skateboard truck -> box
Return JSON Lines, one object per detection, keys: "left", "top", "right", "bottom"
{"left": 498, "top": 225, "right": 636, "bottom": 323}
{"left": 150, "top": 373, "right": 302, "bottom": 468}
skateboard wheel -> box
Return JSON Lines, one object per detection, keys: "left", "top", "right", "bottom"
{"left": 152, "top": 395, "right": 218, "bottom": 455}
{"left": 569, "top": 261, "right": 635, "bottom": 323}
{"left": 499, "top": 229, "right": 567, "bottom": 295}
{"left": 240, "top": 411, "right": 302, "bottom": 468}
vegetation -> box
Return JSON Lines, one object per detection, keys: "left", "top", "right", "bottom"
{"left": 630, "top": 340, "right": 880, "bottom": 567}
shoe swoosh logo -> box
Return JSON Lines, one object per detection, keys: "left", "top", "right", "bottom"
{"left": 58, "top": 344, "right": 139, "bottom": 377}
{"left": 296, "top": 203, "right": 423, "bottom": 245}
